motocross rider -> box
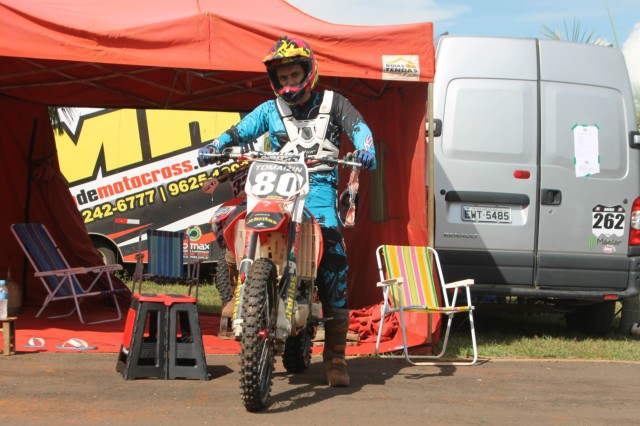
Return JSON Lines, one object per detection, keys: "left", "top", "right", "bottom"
{"left": 197, "top": 36, "right": 376, "bottom": 387}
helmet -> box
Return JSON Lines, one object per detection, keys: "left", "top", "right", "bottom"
{"left": 263, "top": 36, "right": 319, "bottom": 105}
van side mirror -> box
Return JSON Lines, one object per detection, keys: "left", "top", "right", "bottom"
{"left": 426, "top": 119, "right": 442, "bottom": 137}
{"left": 630, "top": 131, "right": 640, "bottom": 149}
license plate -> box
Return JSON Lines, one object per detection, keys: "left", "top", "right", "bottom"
{"left": 462, "top": 205, "right": 512, "bottom": 223}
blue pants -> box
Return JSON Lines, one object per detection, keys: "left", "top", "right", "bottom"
{"left": 316, "top": 226, "right": 349, "bottom": 309}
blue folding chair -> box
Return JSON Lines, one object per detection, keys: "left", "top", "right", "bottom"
{"left": 132, "top": 229, "right": 201, "bottom": 298}
{"left": 10, "top": 223, "right": 124, "bottom": 324}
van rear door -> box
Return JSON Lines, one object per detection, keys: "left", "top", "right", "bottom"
{"left": 535, "top": 40, "right": 639, "bottom": 292}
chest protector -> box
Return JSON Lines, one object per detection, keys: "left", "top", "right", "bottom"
{"left": 276, "top": 90, "right": 339, "bottom": 172}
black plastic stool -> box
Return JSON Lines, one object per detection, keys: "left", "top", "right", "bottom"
{"left": 116, "top": 293, "right": 168, "bottom": 380}
{"left": 166, "top": 295, "right": 209, "bottom": 380}
{"left": 116, "top": 293, "right": 208, "bottom": 380}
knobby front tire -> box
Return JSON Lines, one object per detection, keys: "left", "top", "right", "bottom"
{"left": 239, "top": 258, "right": 278, "bottom": 412}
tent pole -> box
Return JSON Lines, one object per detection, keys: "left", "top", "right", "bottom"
{"left": 427, "top": 83, "right": 435, "bottom": 248}
{"left": 21, "top": 118, "right": 38, "bottom": 301}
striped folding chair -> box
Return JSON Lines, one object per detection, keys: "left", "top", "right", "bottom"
{"left": 131, "top": 229, "right": 201, "bottom": 299}
{"left": 10, "top": 223, "right": 124, "bottom": 324}
{"left": 375, "top": 245, "right": 478, "bottom": 365}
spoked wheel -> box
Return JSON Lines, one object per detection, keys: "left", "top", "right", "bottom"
{"left": 282, "top": 323, "right": 316, "bottom": 374}
{"left": 239, "top": 258, "right": 278, "bottom": 412}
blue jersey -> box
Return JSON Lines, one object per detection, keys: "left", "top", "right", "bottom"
{"left": 211, "top": 91, "right": 375, "bottom": 228}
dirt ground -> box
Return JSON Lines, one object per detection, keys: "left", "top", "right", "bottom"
{"left": 1, "top": 352, "right": 639, "bottom": 425}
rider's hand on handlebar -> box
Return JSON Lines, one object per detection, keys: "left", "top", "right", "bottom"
{"left": 197, "top": 143, "right": 219, "bottom": 167}
{"left": 355, "top": 150, "right": 375, "bottom": 170}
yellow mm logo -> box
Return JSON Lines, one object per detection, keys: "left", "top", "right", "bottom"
{"left": 54, "top": 109, "right": 240, "bottom": 184}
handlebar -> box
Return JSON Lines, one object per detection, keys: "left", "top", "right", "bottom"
{"left": 201, "top": 148, "right": 363, "bottom": 169}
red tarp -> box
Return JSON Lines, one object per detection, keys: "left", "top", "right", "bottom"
{"left": 0, "top": 0, "right": 433, "bottom": 309}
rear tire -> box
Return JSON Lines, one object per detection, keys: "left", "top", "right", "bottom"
{"left": 239, "top": 258, "right": 278, "bottom": 412}
{"left": 565, "top": 301, "right": 615, "bottom": 336}
{"left": 282, "top": 323, "right": 316, "bottom": 374}
{"left": 214, "top": 248, "right": 234, "bottom": 305}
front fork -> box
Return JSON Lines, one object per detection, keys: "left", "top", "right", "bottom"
{"left": 231, "top": 222, "right": 303, "bottom": 343}
{"left": 231, "top": 230, "right": 259, "bottom": 338}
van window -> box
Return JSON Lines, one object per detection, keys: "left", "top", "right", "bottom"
{"left": 541, "top": 82, "right": 626, "bottom": 179}
{"left": 442, "top": 79, "right": 536, "bottom": 163}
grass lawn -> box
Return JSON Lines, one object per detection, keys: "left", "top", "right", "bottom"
{"left": 124, "top": 274, "right": 640, "bottom": 361}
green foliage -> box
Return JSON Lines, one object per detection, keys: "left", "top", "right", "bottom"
{"left": 606, "top": 5, "right": 621, "bottom": 49}
{"left": 540, "top": 18, "right": 608, "bottom": 45}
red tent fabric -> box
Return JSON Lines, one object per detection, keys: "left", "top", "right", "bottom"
{"left": 0, "top": 0, "right": 433, "bottom": 309}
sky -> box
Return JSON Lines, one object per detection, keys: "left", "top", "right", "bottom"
{"left": 286, "top": 0, "right": 640, "bottom": 88}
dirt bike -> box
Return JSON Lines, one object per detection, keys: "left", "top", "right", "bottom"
{"left": 201, "top": 147, "right": 361, "bottom": 412}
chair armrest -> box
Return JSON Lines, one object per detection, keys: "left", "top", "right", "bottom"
{"left": 377, "top": 277, "right": 404, "bottom": 287}
{"left": 86, "top": 264, "right": 123, "bottom": 273}
{"left": 444, "top": 279, "right": 474, "bottom": 289}
{"left": 35, "top": 264, "right": 123, "bottom": 277}
{"left": 35, "top": 267, "right": 87, "bottom": 277}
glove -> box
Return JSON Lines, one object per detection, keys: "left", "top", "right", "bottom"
{"left": 356, "top": 150, "right": 375, "bottom": 170}
{"left": 197, "top": 144, "right": 219, "bottom": 167}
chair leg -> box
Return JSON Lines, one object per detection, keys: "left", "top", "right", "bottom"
{"left": 405, "top": 312, "right": 477, "bottom": 366}
{"left": 132, "top": 259, "right": 144, "bottom": 294}
{"left": 376, "top": 310, "right": 478, "bottom": 366}
{"left": 87, "top": 274, "right": 123, "bottom": 325}
{"left": 187, "top": 280, "right": 200, "bottom": 301}
{"left": 468, "top": 310, "right": 478, "bottom": 364}
{"left": 374, "top": 303, "right": 387, "bottom": 357}
{"left": 69, "top": 275, "right": 123, "bottom": 325}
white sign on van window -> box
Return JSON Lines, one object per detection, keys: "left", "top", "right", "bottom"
{"left": 573, "top": 124, "right": 600, "bottom": 177}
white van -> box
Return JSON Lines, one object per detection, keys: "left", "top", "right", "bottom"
{"left": 431, "top": 35, "right": 640, "bottom": 335}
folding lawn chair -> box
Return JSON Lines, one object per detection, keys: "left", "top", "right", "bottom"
{"left": 131, "top": 229, "right": 202, "bottom": 299}
{"left": 10, "top": 222, "right": 124, "bottom": 324}
{"left": 375, "top": 245, "right": 478, "bottom": 365}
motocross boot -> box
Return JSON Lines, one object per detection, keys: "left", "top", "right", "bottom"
{"left": 322, "top": 307, "right": 350, "bottom": 387}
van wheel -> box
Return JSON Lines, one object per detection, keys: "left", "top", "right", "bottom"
{"left": 96, "top": 243, "right": 117, "bottom": 265}
{"left": 565, "top": 301, "right": 615, "bottom": 336}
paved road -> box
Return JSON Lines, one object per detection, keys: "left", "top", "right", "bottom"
{"left": 1, "top": 352, "right": 639, "bottom": 425}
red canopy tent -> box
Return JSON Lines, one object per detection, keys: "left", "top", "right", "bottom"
{"left": 0, "top": 0, "right": 434, "bottom": 309}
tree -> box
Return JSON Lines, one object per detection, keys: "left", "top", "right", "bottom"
{"left": 540, "top": 18, "right": 609, "bottom": 45}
